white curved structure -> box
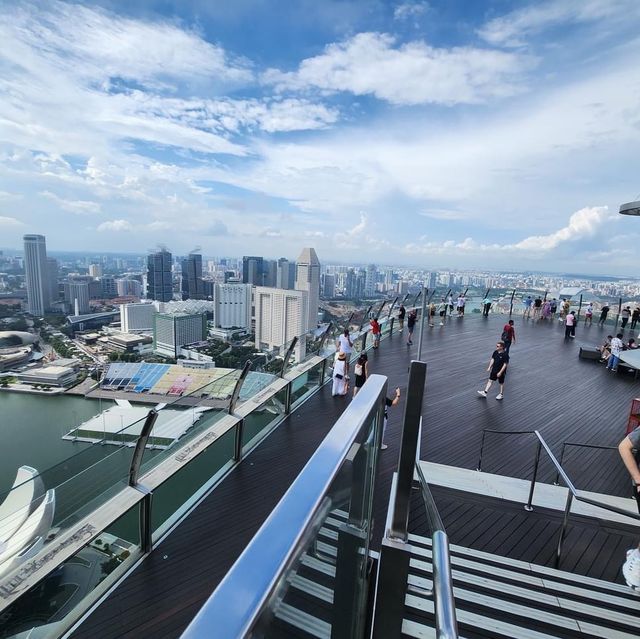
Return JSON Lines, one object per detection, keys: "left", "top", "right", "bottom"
{"left": 0, "top": 466, "right": 44, "bottom": 546}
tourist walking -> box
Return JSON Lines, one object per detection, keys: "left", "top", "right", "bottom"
{"left": 523, "top": 296, "right": 533, "bottom": 319}
{"left": 381, "top": 386, "right": 401, "bottom": 449}
{"left": 621, "top": 306, "right": 631, "bottom": 330}
{"left": 337, "top": 329, "right": 353, "bottom": 376}
{"left": 397, "top": 304, "right": 406, "bottom": 332}
{"left": 542, "top": 300, "right": 551, "bottom": 320}
{"left": 370, "top": 317, "right": 381, "bottom": 348}
{"left": 606, "top": 333, "right": 624, "bottom": 372}
{"left": 456, "top": 294, "right": 466, "bottom": 316}
{"left": 598, "top": 304, "right": 610, "bottom": 327}
{"left": 564, "top": 311, "right": 576, "bottom": 338}
{"left": 332, "top": 352, "right": 348, "bottom": 396}
{"left": 406, "top": 309, "right": 417, "bottom": 345}
{"left": 477, "top": 341, "right": 509, "bottom": 400}
{"left": 501, "top": 319, "right": 516, "bottom": 353}
{"left": 617, "top": 427, "right": 640, "bottom": 589}
{"left": 550, "top": 298, "right": 558, "bottom": 320}
{"left": 448, "top": 294, "right": 454, "bottom": 316}
{"left": 585, "top": 302, "right": 593, "bottom": 326}
{"left": 632, "top": 307, "right": 640, "bottom": 330}
{"left": 428, "top": 302, "right": 436, "bottom": 327}
{"left": 438, "top": 298, "right": 447, "bottom": 325}
{"left": 352, "top": 352, "right": 368, "bottom": 397}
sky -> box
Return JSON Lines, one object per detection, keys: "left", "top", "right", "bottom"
{"left": 1, "top": 0, "right": 640, "bottom": 275}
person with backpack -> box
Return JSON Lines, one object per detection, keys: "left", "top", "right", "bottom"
{"left": 406, "top": 309, "right": 417, "bottom": 345}
{"left": 501, "top": 319, "right": 515, "bottom": 353}
{"left": 352, "top": 352, "right": 368, "bottom": 397}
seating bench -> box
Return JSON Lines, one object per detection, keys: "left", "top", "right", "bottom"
{"left": 579, "top": 346, "right": 601, "bottom": 361}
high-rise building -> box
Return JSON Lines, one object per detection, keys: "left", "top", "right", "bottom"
{"left": 242, "top": 256, "right": 264, "bottom": 286}
{"left": 47, "top": 257, "right": 59, "bottom": 305}
{"left": 276, "top": 258, "right": 296, "bottom": 290}
{"left": 322, "top": 274, "right": 335, "bottom": 299}
{"left": 428, "top": 272, "right": 437, "bottom": 290}
{"left": 116, "top": 278, "right": 142, "bottom": 298}
{"left": 153, "top": 312, "right": 207, "bottom": 358}
{"left": 365, "top": 264, "right": 377, "bottom": 296}
{"left": 214, "top": 283, "right": 252, "bottom": 329}
{"left": 147, "top": 249, "right": 173, "bottom": 302}
{"left": 255, "top": 287, "right": 308, "bottom": 358}
{"left": 89, "top": 264, "right": 103, "bottom": 277}
{"left": 263, "top": 260, "right": 277, "bottom": 288}
{"left": 295, "top": 248, "right": 320, "bottom": 331}
{"left": 181, "top": 254, "right": 204, "bottom": 300}
{"left": 23, "top": 234, "right": 50, "bottom": 315}
{"left": 120, "top": 302, "right": 156, "bottom": 333}
{"left": 67, "top": 281, "right": 90, "bottom": 315}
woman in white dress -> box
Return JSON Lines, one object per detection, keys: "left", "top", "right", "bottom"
{"left": 332, "top": 351, "right": 348, "bottom": 396}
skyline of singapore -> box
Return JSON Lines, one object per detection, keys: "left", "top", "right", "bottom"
{"left": 1, "top": 1, "right": 640, "bottom": 276}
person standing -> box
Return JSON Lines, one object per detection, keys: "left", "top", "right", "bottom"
{"left": 501, "top": 319, "right": 516, "bottom": 353}
{"left": 523, "top": 296, "right": 533, "bottom": 319}
{"left": 456, "top": 294, "right": 465, "bottom": 317}
{"left": 584, "top": 302, "right": 593, "bottom": 326}
{"left": 565, "top": 311, "right": 576, "bottom": 338}
{"left": 438, "top": 298, "right": 448, "bottom": 325}
{"left": 397, "top": 304, "right": 406, "bottom": 332}
{"left": 550, "top": 298, "right": 558, "bottom": 320}
{"left": 632, "top": 307, "right": 640, "bottom": 330}
{"left": 621, "top": 306, "right": 631, "bottom": 330}
{"left": 598, "top": 304, "right": 610, "bottom": 327}
{"left": 617, "top": 426, "right": 640, "bottom": 589}
{"left": 332, "top": 351, "right": 348, "bottom": 397}
{"left": 428, "top": 302, "right": 436, "bottom": 327}
{"left": 406, "top": 309, "right": 417, "bottom": 345}
{"left": 370, "top": 317, "right": 381, "bottom": 348}
{"left": 477, "top": 341, "right": 509, "bottom": 400}
{"left": 352, "top": 352, "right": 368, "bottom": 397}
{"left": 482, "top": 296, "right": 492, "bottom": 317}
{"left": 533, "top": 296, "right": 542, "bottom": 320}
{"left": 337, "top": 329, "right": 353, "bottom": 377}
{"left": 381, "top": 386, "right": 401, "bottom": 449}
{"left": 606, "top": 333, "right": 624, "bottom": 372}
{"left": 448, "top": 294, "right": 454, "bottom": 316}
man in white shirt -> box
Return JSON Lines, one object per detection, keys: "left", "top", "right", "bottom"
{"left": 607, "top": 333, "right": 624, "bottom": 372}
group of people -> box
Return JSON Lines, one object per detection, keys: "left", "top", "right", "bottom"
{"left": 598, "top": 334, "right": 638, "bottom": 372}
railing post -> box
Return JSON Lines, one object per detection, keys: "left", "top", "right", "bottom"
{"left": 525, "top": 439, "right": 542, "bottom": 511}
{"left": 417, "top": 285, "right": 427, "bottom": 361}
{"left": 555, "top": 443, "right": 566, "bottom": 485}
{"left": 476, "top": 430, "right": 488, "bottom": 471}
{"left": 129, "top": 409, "right": 158, "bottom": 487}
{"left": 319, "top": 358, "right": 327, "bottom": 386}
{"left": 555, "top": 491, "right": 574, "bottom": 568}
{"left": 280, "top": 336, "right": 298, "bottom": 378}
{"left": 139, "top": 486, "right": 153, "bottom": 554}
{"left": 389, "top": 360, "right": 427, "bottom": 541}
{"left": 509, "top": 288, "right": 516, "bottom": 317}
{"left": 389, "top": 316, "right": 395, "bottom": 334}
{"left": 284, "top": 382, "right": 292, "bottom": 415}
{"left": 228, "top": 360, "right": 252, "bottom": 415}
{"left": 233, "top": 419, "right": 244, "bottom": 461}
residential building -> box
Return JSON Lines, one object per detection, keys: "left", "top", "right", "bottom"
{"left": 255, "top": 287, "right": 308, "bottom": 358}
{"left": 23, "top": 234, "right": 49, "bottom": 315}
{"left": 214, "top": 283, "right": 252, "bottom": 329}
{"left": 120, "top": 302, "right": 156, "bottom": 334}
{"left": 153, "top": 312, "right": 207, "bottom": 358}
{"left": 67, "top": 281, "right": 90, "bottom": 315}
{"left": 365, "top": 264, "right": 377, "bottom": 296}
{"left": 147, "top": 249, "right": 173, "bottom": 302}
{"left": 100, "top": 276, "right": 118, "bottom": 299}
{"left": 116, "top": 278, "right": 142, "bottom": 298}
{"left": 295, "top": 247, "right": 321, "bottom": 331}
{"left": 89, "top": 264, "right": 103, "bottom": 277}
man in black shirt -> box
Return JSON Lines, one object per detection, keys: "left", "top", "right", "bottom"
{"left": 477, "top": 341, "right": 509, "bottom": 400}
{"left": 598, "top": 305, "right": 610, "bottom": 327}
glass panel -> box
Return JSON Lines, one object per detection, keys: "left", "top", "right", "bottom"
{"left": 0, "top": 502, "right": 140, "bottom": 639}
{"left": 241, "top": 389, "right": 287, "bottom": 452}
{"left": 150, "top": 427, "right": 235, "bottom": 536}
{"left": 290, "top": 361, "right": 323, "bottom": 409}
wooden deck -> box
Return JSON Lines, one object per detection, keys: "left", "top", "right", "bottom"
{"left": 71, "top": 314, "right": 640, "bottom": 638}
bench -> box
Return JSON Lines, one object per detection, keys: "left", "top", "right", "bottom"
{"left": 578, "top": 346, "right": 601, "bottom": 362}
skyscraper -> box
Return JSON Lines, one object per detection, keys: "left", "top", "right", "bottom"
{"left": 67, "top": 280, "right": 90, "bottom": 315}
{"left": 242, "top": 256, "right": 264, "bottom": 286}
{"left": 255, "top": 287, "right": 308, "bottom": 358}
{"left": 23, "top": 234, "right": 49, "bottom": 315}
{"left": 295, "top": 247, "right": 321, "bottom": 331}
{"left": 214, "top": 283, "right": 252, "bottom": 329}
{"left": 147, "top": 249, "right": 173, "bottom": 302}
{"left": 181, "top": 253, "right": 204, "bottom": 300}
{"left": 47, "top": 257, "right": 59, "bottom": 305}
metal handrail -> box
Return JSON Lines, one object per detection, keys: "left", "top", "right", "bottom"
{"left": 476, "top": 429, "right": 534, "bottom": 472}
{"left": 477, "top": 428, "right": 640, "bottom": 567}
{"left": 556, "top": 442, "right": 617, "bottom": 485}
{"left": 180, "top": 375, "right": 388, "bottom": 639}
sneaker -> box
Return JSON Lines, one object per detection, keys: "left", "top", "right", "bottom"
{"left": 496, "top": 393, "right": 504, "bottom": 400}
{"left": 380, "top": 443, "right": 388, "bottom": 450}
{"left": 477, "top": 390, "right": 487, "bottom": 397}
{"left": 623, "top": 548, "right": 640, "bottom": 590}
{"left": 440, "top": 322, "right": 444, "bottom": 326}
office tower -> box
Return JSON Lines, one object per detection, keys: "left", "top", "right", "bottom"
{"left": 181, "top": 253, "right": 204, "bottom": 300}
{"left": 147, "top": 249, "right": 173, "bottom": 302}
{"left": 242, "top": 256, "right": 264, "bottom": 286}
{"left": 396, "top": 280, "right": 409, "bottom": 295}
{"left": 116, "top": 278, "right": 142, "bottom": 298}
{"left": 277, "top": 258, "right": 297, "bottom": 290}
{"left": 295, "top": 247, "right": 320, "bottom": 331}
{"left": 428, "top": 272, "right": 437, "bottom": 290}
{"left": 67, "top": 281, "right": 90, "bottom": 314}
{"left": 384, "top": 269, "right": 394, "bottom": 291}
{"left": 47, "top": 258, "right": 59, "bottom": 305}
{"left": 345, "top": 269, "right": 357, "bottom": 298}
{"left": 255, "top": 287, "right": 308, "bottom": 354}
{"left": 89, "top": 264, "right": 103, "bottom": 277}
{"left": 100, "top": 276, "right": 118, "bottom": 299}
{"left": 23, "top": 234, "right": 50, "bottom": 315}
{"left": 224, "top": 271, "right": 235, "bottom": 283}
{"left": 214, "top": 283, "right": 252, "bottom": 329}
{"left": 120, "top": 302, "right": 156, "bottom": 333}
{"left": 153, "top": 312, "right": 207, "bottom": 358}
{"left": 322, "top": 274, "right": 335, "bottom": 299}
{"left": 263, "top": 260, "right": 277, "bottom": 288}
{"left": 365, "top": 264, "right": 377, "bottom": 296}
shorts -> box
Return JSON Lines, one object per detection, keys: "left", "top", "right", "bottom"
{"left": 354, "top": 374, "right": 365, "bottom": 388}
{"left": 439, "top": 310, "right": 446, "bottom": 317}
{"left": 489, "top": 371, "right": 506, "bottom": 383}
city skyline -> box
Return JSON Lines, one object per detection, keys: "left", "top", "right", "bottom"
{"left": 1, "top": 1, "right": 640, "bottom": 275}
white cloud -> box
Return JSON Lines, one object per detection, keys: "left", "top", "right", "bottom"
{"left": 394, "top": 2, "right": 430, "bottom": 22}
{"left": 97, "top": 219, "right": 133, "bottom": 232}
{"left": 0, "top": 216, "right": 24, "bottom": 227}
{"left": 40, "top": 190, "right": 101, "bottom": 214}
{"left": 478, "top": 0, "right": 639, "bottom": 48}
{"left": 263, "top": 32, "right": 534, "bottom": 106}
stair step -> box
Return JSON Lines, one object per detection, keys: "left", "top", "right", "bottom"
{"left": 273, "top": 602, "right": 331, "bottom": 639}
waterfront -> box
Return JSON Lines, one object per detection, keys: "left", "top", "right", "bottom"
{"left": 0, "top": 392, "right": 112, "bottom": 495}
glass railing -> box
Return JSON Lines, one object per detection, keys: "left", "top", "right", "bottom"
{"left": 180, "top": 375, "right": 388, "bottom": 639}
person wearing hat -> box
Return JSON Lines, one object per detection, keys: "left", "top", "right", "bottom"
{"left": 332, "top": 351, "right": 348, "bottom": 396}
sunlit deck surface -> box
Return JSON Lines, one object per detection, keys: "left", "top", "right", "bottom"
{"left": 72, "top": 314, "right": 640, "bottom": 639}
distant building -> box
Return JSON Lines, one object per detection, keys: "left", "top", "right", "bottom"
{"left": 116, "top": 278, "right": 142, "bottom": 298}
{"left": 147, "top": 249, "right": 173, "bottom": 302}
{"left": 100, "top": 276, "right": 118, "bottom": 299}
{"left": 428, "top": 272, "right": 437, "bottom": 290}
{"left": 396, "top": 280, "right": 409, "bottom": 295}
{"left": 263, "top": 259, "right": 278, "bottom": 288}
{"left": 214, "top": 283, "right": 252, "bottom": 329}
{"left": 120, "top": 302, "right": 156, "bottom": 333}
{"left": 295, "top": 248, "right": 321, "bottom": 331}
{"left": 255, "top": 287, "right": 308, "bottom": 357}
{"left": 67, "top": 280, "right": 90, "bottom": 314}
{"left": 47, "top": 258, "right": 59, "bottom": 305}
{"left": 181, "top": 253, "right": 204, "bottom": 300}
{"left": 18, "top": 365, "right": 79, "bottom": 388}
{"left": 365, "top": 264, "right": 377, "bottom": 296}
{"left": 106, "top": 332, "right": 153, "bottom": 354}
{"left": 242, "top": 256, "right": 264, "bottom": 286}
{"left": 322, "top": 273, "right": 336, "bottom": 298}
{"left": 89, "top": 264, "right": 103, "bottom": 277}
{"left": 23, "top": 234, "right": 49, "bottom": 315}
{"left": 276, "top": 258, "right": 295, "bottom": 290}
{"left": 153, "top": 312, "right": 207, "bottom": 358}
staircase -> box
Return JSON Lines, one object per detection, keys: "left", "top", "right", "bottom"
{"left": 402, "top": 533, "right": 639, "bottom": 639}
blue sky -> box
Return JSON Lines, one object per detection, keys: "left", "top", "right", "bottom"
{"left": 1, "top": 0, "right": 640, "bottom": 275}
